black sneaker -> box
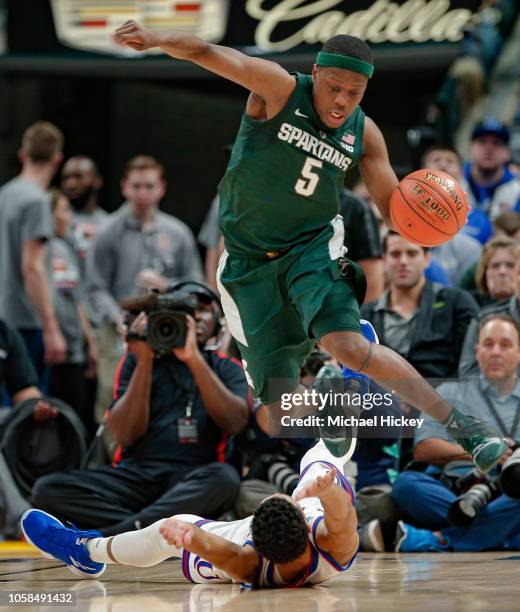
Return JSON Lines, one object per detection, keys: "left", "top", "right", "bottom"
{"left": 312, "top": 365, "right": 357, "bottom": 460}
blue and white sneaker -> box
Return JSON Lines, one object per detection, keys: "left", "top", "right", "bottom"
{"left": 21, "top": 509, "right": 106, "bottom": 578}
{"left": 394, "top": 520, "right": 450, "bottom": 553}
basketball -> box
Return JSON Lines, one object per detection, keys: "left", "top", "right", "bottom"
{"left": 389, "top": 169, "right": 469, "bottom": 247}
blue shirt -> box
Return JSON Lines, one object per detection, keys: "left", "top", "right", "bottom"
{"left": 462, "top": 208, "right": 494, "bottom": 245}
{"left": 464, "top": 163, "right": 520, "bottom": 217}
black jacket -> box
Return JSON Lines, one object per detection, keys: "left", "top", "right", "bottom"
{"left": 361, "top": 282, "right": 478, "bottom": 380}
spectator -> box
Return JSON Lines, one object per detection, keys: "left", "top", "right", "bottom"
{"left": 198, "top": 194, "right": 224, "bottom": 291}
{"left": 339, "top": 189, "right": 384, "bottom": 302}
{"left": 0, "top": 122, "right": 66, "bottom": 387}
{"left": 391, "top": 314, "right": 520, "bottom": 552}
{"left": 60, "top": 156, "right": 108, "bottom": 270}
{"left": 86, "top": 155, "right": 203, "bottom": 423}
{"left": 31, "top": 284, "right": 248, "bottom": 536}
{"left": 464, "top": 118, "right": 520, "bottom": 220}
{"left": 47, "top": 189, "right": 97, "bottom": 436}
{"left": 0, "top": 319, "right": 58, "bottom": 537}
{"left": 459, "top": 255, "right": 520, "bottom": 377}
{"left": 421, "top": 144, "right": 493, "bottom": 245}
{"left": 471, "top": 237, "right": 518, "bottom": 307}
{"left": 361, "top": 231, "right": 478, "bottom": 379}
{"left": 418, "top": 146, "right": 483, "bottom": 287}
{"left": 493, "top": 210, "right": 520, "bottom": 240}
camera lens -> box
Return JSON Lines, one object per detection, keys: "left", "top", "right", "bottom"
{"left": 158, "top": 322, "right": 174, "bottom": 336}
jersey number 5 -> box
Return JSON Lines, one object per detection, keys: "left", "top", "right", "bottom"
{"left": 295, "top": 157, "right": 323, "bottom": 197}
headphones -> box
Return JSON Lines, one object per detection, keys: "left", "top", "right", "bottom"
{"left": 166, "top": 280, "right": 225, "bottom": 337}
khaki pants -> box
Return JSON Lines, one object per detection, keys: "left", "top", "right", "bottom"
{"left": 95, "top": 322, "right": 125, "bottom": 458}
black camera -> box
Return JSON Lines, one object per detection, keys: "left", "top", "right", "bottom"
{"left": 448, "top": 468, "right": 501, "bottom": 526}
{"left": 500, "top": 447, "right": 520, "bottom": 500}
{"left": 121, "top": 289, "right": 197, "bottom": 356}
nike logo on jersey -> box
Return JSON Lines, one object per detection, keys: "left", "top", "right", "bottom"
{"left": 295, "top": 108, "right": 309, "bottom": 118}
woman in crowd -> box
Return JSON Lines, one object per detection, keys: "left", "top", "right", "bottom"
{"left": 47, "top": 188, "right": 97, "bottom": 436}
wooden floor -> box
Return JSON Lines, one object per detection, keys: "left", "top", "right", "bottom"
{"left": 0, "top": 544, "right": 518, "bottom": 611}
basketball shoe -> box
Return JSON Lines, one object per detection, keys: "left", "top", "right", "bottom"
{"left": 313, "top": 364, "right": 359, "bottom": 460}
{"left": 444, "top": 413, "right": 508, "bottom": 473}
{"left": 21, "top": 509, "right": 105, "bottom": 577}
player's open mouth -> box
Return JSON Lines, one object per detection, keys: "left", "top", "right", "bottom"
{"left": 328, "top": 111, "right": 345, "bottom": 124}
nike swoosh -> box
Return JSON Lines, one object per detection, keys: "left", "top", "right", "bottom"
{"left": 69, "top": 556, "right": 97, "bottom": 572}
{"left": 295, "top": 108, "right": 309, "bottom": 118}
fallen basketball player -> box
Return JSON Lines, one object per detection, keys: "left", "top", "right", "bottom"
{"left": 21, "top": 440, "right": 358, "bottom": 588}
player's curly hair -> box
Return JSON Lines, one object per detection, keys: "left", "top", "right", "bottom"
{"left": 321, "top": 36, "right": 373, "bottom": 64}
{"left": 251, "top": 496, "right": 308, "bottom": 564}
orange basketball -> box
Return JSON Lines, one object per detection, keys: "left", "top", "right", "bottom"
{"left": 389, "top": 169, "right": 469, "bottom": 247}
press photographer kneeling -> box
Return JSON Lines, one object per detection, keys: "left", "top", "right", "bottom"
{"left": 31, "top": 282, "right": 249, "bottom": 536}
{"left": 390, "top": 314, "right": 520, "bottom": 552}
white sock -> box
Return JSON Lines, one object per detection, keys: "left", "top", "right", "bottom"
{"left": 86, "top": 519, "right": 182, "bottom": 567}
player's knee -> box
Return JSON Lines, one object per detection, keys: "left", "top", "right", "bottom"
{"left": 321, "top": 330, "right": 370, "bottom": 369}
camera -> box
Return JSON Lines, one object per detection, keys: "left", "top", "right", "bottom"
{"left": 448, "top": 468, "right": 501, "bottom": 526}
{"left": 121, "top": 289, "right": 198, "bottom": 355}
{"left": 500, "top": 447, "right": 520, "bottom": 500}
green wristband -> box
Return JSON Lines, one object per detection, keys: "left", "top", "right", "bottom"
{"left": 316, "top": 52, "right": 374, "bottom": 78}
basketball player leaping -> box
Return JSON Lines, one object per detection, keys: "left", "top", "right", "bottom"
{"left": 22, "top": 441, "right": 358, "bottom": 586}
{"left": 110, "top": 23, "right": 505, "bottom": 470}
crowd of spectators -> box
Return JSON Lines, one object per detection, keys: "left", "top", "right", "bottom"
{"left": 0, "top": 112, "right": 519, "bottom": 554}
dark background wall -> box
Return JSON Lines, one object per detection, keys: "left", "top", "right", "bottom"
{"left": 0, "top": 67, "right": 444, "bottom": 232}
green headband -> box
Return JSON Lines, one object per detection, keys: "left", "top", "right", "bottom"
{"left": 316, "top": 52, "right": 374, "bottom": 78}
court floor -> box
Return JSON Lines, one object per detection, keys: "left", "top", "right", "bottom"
{"left": 0, "top": 543, "right": 518, "bottom": 611}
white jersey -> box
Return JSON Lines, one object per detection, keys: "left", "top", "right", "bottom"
{"left": 178, "top": 442, "right": 358, "bottom": 588}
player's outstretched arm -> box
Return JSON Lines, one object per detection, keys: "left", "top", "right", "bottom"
{"left": 295, "top": 470, "right": 358, "bottom": 565}
{"left": 359, "top": 117, "right": 398, "bottom": 230}
{"left": 160, "top": 518, "right": 259, "bottom": 583}
{"left": 114, "top": 21, "right": 295, "bottom": 113}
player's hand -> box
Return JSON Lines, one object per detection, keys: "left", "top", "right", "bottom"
{"left": 160, "top": 518, "right": 195, "bottom": 548}
{"left": 294, "top": 469, "right": 337, "bottom": 501}
{"left": 172, "top": 315, "right": 201, "bottom": 365}
{"left": 114, "top": 20, "right": 158, "bottom": 51}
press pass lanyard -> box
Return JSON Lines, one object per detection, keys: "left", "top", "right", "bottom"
{"left": 479, "top": 383, "right": 520, "bottom": 439}
{"left": 165, "top": 361, "right": 198, "bottom": 445}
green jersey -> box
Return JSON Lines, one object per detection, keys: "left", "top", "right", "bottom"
{"left": 218, "top": 73, "right": 365, "bottom": 256}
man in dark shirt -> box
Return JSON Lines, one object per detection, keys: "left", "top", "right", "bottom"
{"left": 361, "top": 231, "right": 478, "bottom": 379}
{"left": 31, "top": 284, "right": 249, "bottom": 536}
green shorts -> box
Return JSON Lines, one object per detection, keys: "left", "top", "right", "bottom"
{"left": 217, "top": 226, "right": 365, "bottom": 404}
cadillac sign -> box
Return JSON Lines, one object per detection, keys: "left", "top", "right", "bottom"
{"left": 49, "top": 0, "right": 478, "bottom": 55}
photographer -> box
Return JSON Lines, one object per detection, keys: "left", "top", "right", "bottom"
{"left": 390, "top": 314, "right": 520, "bottom": 551}
{"left": 31, "top": 283, "right": 249, "bottom": 536}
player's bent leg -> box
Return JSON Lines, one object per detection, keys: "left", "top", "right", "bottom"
{"left": 292, "top": 440, "right": 356, "bottom": 504}
{"left": 320, "top": 330, "right": 507, "bottom": 473}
